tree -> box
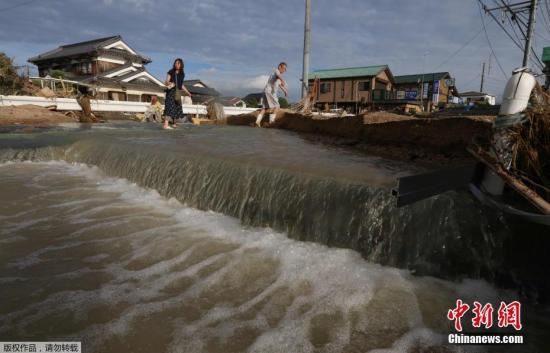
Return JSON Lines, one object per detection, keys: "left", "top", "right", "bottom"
{"left": 243, "top": 97, "right": 260, "bottom": 108}
{"left": 0, "top": 52, "right": 23, "bottom": 95}
{"left": 278, "top": 97, "right": 290, "bottom": 108}
{"left": 48, "top": 69, "right": 66, "bottom": 79}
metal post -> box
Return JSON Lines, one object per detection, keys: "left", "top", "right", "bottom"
{"left": 420, "top": 76, "right": 424, "bottom": 105}
{"left": 480, "top": 62, "right": 485, "bottom": 92}
{"left": 301, "top": 0, "right": 311, "bottom": 99}
{"left": 523, "top": 0, "right": 537, "bottom": 67}
{"left": 420, "top": 52, "right": 427, "bottom": 110}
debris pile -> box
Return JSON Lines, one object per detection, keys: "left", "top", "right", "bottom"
{"left": 509, "top": 85, "right": 550, "bottom": 203}
{"left": 206, "top": 101, "right": 225, "bottom": 121}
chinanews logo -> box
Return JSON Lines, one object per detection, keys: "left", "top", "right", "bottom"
{"left": 446, "top": 299, "right": 524, "bottom": 345}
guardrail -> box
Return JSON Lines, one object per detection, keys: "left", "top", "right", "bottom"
{"left": 0, "top": 95, "right": 258, "bottom": 116}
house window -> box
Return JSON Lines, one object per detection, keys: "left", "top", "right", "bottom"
{"left": 108, "top": 91, "right": 126, "bottom": 101}
{"left": 341, "top": 83, "right": 345, "bottom": 98}
{"left": 359, "top": 81, "right": 370, "bottom": 91}
{"left": 79, "top": 62, "right": 92, "bottom": 74}
{"left": 320, "top": 82, "right": 331, "bottom": 94}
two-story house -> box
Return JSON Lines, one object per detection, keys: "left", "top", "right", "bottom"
{"left": 394, "top": 72, "right": 459, "bottom": 110}
{"left": 28, "top": 35, "right": 166, "bottom": 102}
{"left": 308, "top": 65, "right": 395, "bottom": 113}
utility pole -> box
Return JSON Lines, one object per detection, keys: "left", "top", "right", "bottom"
{"left": 301, "top": 0, "right": 311, "bottom": 99}
{"left": 480, "top": 62, "right": 486, "bottom": 93}
{"left": 480, "top": 0, "right": 541, "bottom": 70}
{"left": 523, "top": 0, "right": 537, "bottom": 67}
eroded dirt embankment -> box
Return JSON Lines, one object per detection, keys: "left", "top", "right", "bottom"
{"left": 0, "top": 105, "right": 77, "bottom": 126}
{"left": 1, "top": 105, "right": 495, "bottom": 166}
{"left": 225, "top": 110, "right": 495, "bottom": 166}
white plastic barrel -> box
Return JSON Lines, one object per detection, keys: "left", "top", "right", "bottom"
{"left": 499, "top": 67, "right": 537, "bottom": 116}
{"left": 481, "top": 67, "right": 536, "bottom": 196}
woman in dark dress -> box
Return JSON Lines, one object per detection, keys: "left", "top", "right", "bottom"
{"left": 163, "top": 58, "right": 192, "bottom": 129}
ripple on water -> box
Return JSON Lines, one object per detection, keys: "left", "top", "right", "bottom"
{"left": 0, "top": 162, "right": 541, "bottom": 353}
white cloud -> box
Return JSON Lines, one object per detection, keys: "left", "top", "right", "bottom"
{"left": 1, "top": 0, "right": 542, "bottom": 99}
{"left": 242, "top": 75, "right": 269, "bottom": 90}
{"left": 189, "top": 72, "right": 270, "bottom": 97}
{"left": 198, "top": 67, "right": 218, "bottom": 74}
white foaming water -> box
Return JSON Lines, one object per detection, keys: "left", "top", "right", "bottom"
{"left": 0, "top": 161, "right": 506, "bottom": 353}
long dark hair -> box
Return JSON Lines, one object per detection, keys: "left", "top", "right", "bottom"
{"left": 171, "top": 58, "right": 184, "bottom": 74}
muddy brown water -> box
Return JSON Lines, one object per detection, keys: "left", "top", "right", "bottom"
{"left": 0, "top": 122, "right": 548, "bottom": 352}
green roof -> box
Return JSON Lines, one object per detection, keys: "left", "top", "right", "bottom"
{"left": 543, "top": 47, "right": 550, "bottom": 62}
{"left": 310, "top": 65, "right": 388, "bottom": 80}
{"left": 394, "top": 72, "right": 450, "bottom": 84}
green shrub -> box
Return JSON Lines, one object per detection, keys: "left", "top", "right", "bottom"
{"left": 0, "top": 52, "right": 23, "bottom": 95}
{"left": 278, "top": 97, "right": 290, "bottom": 108}
{"left": 48, "top": 69, "right": 65, "bottom": 79}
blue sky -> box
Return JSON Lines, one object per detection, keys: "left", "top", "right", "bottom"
{"left": 1, "top": 0, "right": 549, "bottom": 100}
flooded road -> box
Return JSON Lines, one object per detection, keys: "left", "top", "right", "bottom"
{"left": 0, "top": 124, "right": 548, "bottom": 352}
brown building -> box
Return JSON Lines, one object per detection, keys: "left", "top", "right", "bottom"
{"left": 28, "top": 35, "right": 166, "bottom": 102}
{"left": 308, "top": 65, "right": 395, "bottom": 113}
{"left": 394, "top": 72, "right": 459, "bottom": 111}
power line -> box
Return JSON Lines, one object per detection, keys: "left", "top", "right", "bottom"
{"left": 0, "top": 0, "right": 40, "bottom": 12}
{"left": 538, "top": 0, "right": 550, "bottom": 33}
{"left": 531, "top": 0, "right": 550, "bottom": 42}
{"left": 485, "top": 75, "right": 507, "bottom": 82}
{"left": 506, "top": 8, "right": 527, "bottom": 43}
{"left": 478, "top": 0, "right": 524, "bottom": 50}
{"left": 545, "top": 0, "right": 550, "bottom": 28}
{"left": 434, "top": 26, "right": 485, "bottom": 70}
{"left": 462, "top": 73, "right": 483, "bottom": 88}
{"left": 479, "top": 0, "right": 545, "bottom": 71}
{"left": 478, "top": 2, "right": 510, "bottom": 78}
{"left": 504, "top": 0, "right": 545, "bottom": 70}
{"left": 501, "top": 0, "right": 529, "bottom": 43}
{"left": 531, "top": 27, "right": 546, "bottom": 73}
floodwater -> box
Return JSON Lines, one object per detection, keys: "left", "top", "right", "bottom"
{"left": 0, "top": 123, "right": 548, "bottom": 352}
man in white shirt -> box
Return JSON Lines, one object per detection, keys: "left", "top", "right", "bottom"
{"left": 256, "top": 62, "right": 288, "bottom": 127}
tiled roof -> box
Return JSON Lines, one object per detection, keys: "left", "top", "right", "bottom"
{"left": 184, "top": 84, "right": 220, "bottom": 96}
{"left": 99, "top": 63, "right": 135, "bottom": 77}
{"left": 394, "top": 72, "right": 450, "bottom": 84}
{"left": 28, "top": 35, "right": 150, "bottom": 64}
{"left": 460, "top": 91, "right": 493, "bottom": 96}
{"left": 29, "top": 36, "right": 121, "bottom": 62}
{"left": 310, "top": 65, "right": 389, "bottom": 79}
{"left": 83, "top": 77, "right": 166, "bottom": 93}
{"left": 183, "top": 79, "right": 208, "bottom": 87}
{"left": 115, "top": 68, "right": 146, "bottom": 81}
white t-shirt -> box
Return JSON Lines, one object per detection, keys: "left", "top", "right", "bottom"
{"left": 264, "top": 69, "right": 281, "bottom": 96}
